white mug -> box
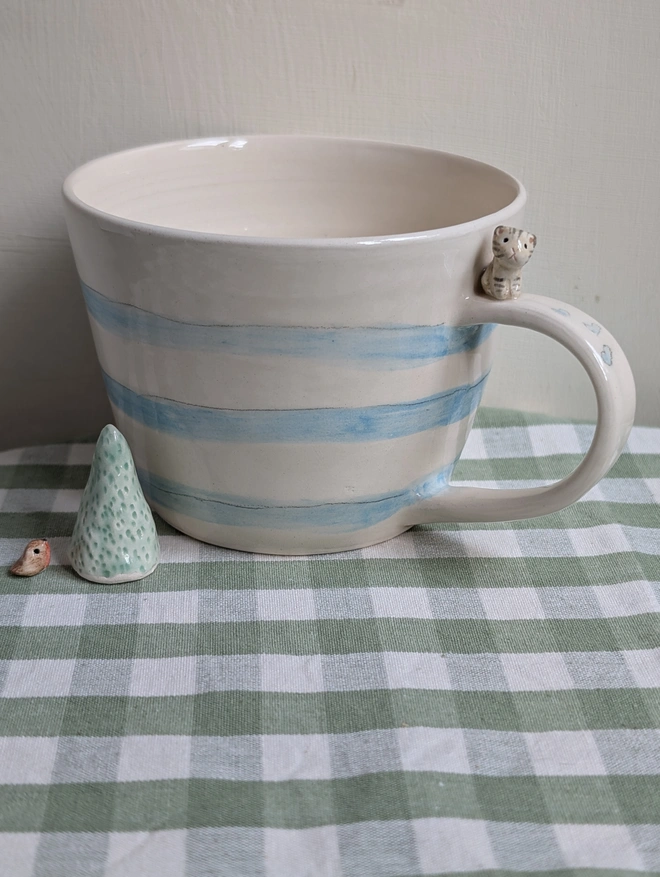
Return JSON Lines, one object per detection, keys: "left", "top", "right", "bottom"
{"left": 63, "top": 136, "right": 635, "bottom": 554}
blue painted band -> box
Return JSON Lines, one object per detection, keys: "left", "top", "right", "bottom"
{"left": 82, "top": 282, "right": 495, "bottom": 368}
{"left": 138, "top": 463, "right": 456, "bottom": 532}
{"left": 104, "top": 371, "right": 488, "bottom": 443}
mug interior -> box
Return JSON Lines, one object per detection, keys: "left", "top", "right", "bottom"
{"left": 65, "top": 136, "right": 522, "bottom": 240}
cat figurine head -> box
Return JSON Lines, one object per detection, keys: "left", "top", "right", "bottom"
{"left": 492, "top": 226, "right": 536, "bottom": 267}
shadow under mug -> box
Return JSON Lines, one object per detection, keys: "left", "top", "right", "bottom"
{"left": 63, "top": 136, "right": 635, "bottom": 554}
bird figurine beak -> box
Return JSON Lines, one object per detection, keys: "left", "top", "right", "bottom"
{"left": 10, "top": 539, "right": 51, "bottom": 576}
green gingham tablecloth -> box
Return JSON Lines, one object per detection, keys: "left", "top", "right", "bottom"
{"left": 1, "top": 408, "right": 659, "bottom": 877}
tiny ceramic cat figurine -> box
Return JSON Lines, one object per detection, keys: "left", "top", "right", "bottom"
{"left": 480, "top": 226, "right": 536, "bottom": 300}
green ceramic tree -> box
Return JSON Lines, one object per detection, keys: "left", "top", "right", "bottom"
{"left": 69, "top": 425, "right": 160, "bottom": 584}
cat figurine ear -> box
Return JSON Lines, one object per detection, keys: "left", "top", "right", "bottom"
{"left": 481, "top": 226, "right": 536, "bottom": 300}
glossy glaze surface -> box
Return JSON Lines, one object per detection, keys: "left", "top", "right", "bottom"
{"left": 69, "top": 425, "right": 160, "bottom": 582}
{"left": 63, "top": 136, "right": 634, "bottom": 553}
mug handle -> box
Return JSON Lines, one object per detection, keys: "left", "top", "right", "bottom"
{"left": 406, "top": 293, "right": 636, "bottom": 524}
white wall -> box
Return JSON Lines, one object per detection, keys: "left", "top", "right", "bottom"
{"left": 1, "top": 0, "right": 658, "bottom": 450}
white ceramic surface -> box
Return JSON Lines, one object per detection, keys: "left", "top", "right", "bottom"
{"left": 63, "top": 136, "right": 636, "bottom": 554}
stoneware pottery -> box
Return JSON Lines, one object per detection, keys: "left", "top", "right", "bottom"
{"left": 63, "top": 136, "right": 636, "bottom": 554}
{"left": 10, "top": 540, "right": 51, "bottom": 576}
{"left": 69, "top": 424, "right": 160, "bottom": 583}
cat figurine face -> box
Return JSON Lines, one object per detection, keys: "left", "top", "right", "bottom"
{"left": 492, "top": 226, "right": 536, "bottom": 268}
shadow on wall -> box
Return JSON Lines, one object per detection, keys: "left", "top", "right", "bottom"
{"left": 0, "top": 242, "right": 111, "bottom": 451}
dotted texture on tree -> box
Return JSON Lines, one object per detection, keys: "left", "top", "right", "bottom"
{"left": 70, "top": 425, "right": 159, "bottom": 582}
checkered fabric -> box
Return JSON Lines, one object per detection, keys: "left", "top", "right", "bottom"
{"left": 1, "top": 408, "right": 659, "bottom": 877}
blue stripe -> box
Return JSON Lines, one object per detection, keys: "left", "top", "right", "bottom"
{"left": 82, "top": 282, "right": 495, "bottom": 368}
{"left": 104, "top": 371, "right": 488, "bottom": 443}
{"left": 138, "top": 463, "right": 456, "bottom": 531}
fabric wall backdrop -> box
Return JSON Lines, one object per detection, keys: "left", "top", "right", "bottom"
{"left": 1, "top": 0, "right": 657, "bottom": 449}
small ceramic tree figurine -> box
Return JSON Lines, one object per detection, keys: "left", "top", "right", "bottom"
{"left": 69, "top": 425, "right": 159, "bottom": 584}
{"left": 480, "top": 225, "right": 536, "bottom": 300}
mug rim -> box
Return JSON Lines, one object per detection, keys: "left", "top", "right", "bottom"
{"left": 62, "top": 134, "right": 527, "bottom": 248}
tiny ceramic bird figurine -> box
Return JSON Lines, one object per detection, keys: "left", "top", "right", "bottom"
{"left": 10, "top": 539, "right": 51, "bottom": 576}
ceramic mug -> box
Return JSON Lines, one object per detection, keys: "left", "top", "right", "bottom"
{"left": 63, "top": 136, "right": 635, "bottom": 554}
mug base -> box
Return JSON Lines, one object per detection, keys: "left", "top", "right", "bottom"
{"left": 152, "top": 504, "right": 413, "bottom": 556}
